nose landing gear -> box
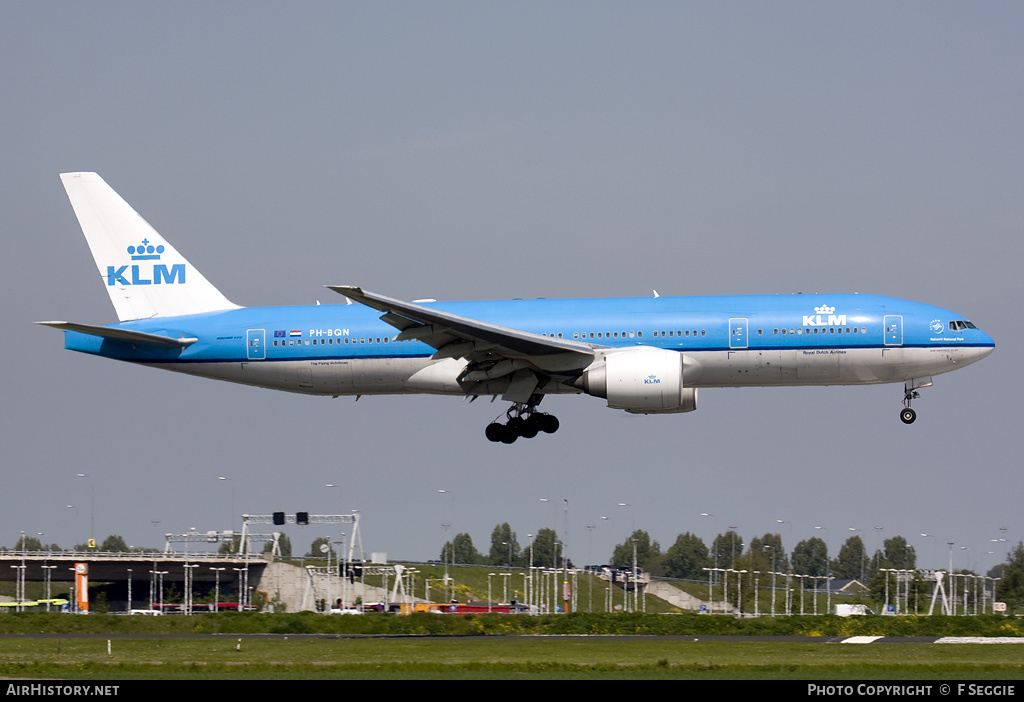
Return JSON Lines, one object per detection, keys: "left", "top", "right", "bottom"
{"left": 900, "top": 378, "right": 930, "bottom": 424}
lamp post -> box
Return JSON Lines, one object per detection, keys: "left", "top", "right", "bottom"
{"left": 764, "top": 545, "right": 777, "bottom": 616}
{"left": 152, "top": 570, "right": 168, "bottom": 611}
{"left": 232, "top": 567, "right": 247, "bottom": 608}
{"left": 75, "top": 473, "right": 95, "bottom": 546}
{"left": 184, "top": 564, "right": 199, "bottom": 615}
{"left": 211, "top": 567, "right": 225, "bottom": 611}
{"left": 501, "top": 572, "right": 511, "bottom": 605}
{"left": 10, "top": 566, "right": 25, "bottom": 612}
{"left": 848, "top": 527, "right": 863, "bottom": 582}
{"left": 752, "top": 570, "right": 760, "bottom": 617}
{"left": 585, "top": 524, "right": 596, "bottom": 612}
{"left": 42, "top": 565, "right": 56, "bottom": 612}
{"left": 438, "top": 489, "right": 453, "bottom": 600}
{"left": 700, "top": 513, "right": 718, "bottom": 578}
{"left": 527, "top": 534, "right": 534, "bottom": 610}
{"left": 631, "top": 537, "right": 639, "bottom": 613}
{"left": 814, "top": 526, "right": 830, "bottom": 614}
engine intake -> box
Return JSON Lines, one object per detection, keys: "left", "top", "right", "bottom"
{"left": 577, "top": 347, "right": 697, "bottom": 414}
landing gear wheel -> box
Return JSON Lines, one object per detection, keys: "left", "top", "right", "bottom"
{"left": 519, "top": 415, "right": 540, "bottom": 439}
{"left": 538, "top": 413, "right": 559, "bottom": 434}
{"left": 900, "top": 407, "right": 917, "bottom": 425}
{"left": 485, "top": 395, "right": 559, "bottom": 443}
{"left": 485, "top": 422, "right": 505, "bottom": 442}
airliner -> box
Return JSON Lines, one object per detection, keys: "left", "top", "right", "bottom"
{"left": 40, "top": 173, "right": 995, "bottom": 443}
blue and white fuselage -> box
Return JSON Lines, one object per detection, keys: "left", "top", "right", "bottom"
{"left": 41, "top": 173, "right": 994, "bottom": 442}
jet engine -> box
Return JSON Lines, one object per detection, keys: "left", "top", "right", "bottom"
{"left": 576, "top": 347, "right": 697, "bottom": 414}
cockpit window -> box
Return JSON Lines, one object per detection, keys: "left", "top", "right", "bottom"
{"left": 949, "top": 320, "right": 977, "bottom": 331}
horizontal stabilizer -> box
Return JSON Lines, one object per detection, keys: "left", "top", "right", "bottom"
{"left": 36, "top": 321, "right": 197, "bottom": 348}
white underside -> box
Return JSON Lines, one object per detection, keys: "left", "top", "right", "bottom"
{"left": 152, "top": 346, "right": 986, "bottom": 397}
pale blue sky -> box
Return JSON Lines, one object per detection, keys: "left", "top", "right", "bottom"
{"left": 2, "top": 2, "right": 1020, "bottom": 571}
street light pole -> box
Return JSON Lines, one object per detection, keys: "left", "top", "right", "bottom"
{"left": 76, "top": 473, "right": 95, "bottom": 546}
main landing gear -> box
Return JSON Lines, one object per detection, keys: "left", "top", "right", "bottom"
{"left": 485, "top": 396, "right": 559, "bottom": 444}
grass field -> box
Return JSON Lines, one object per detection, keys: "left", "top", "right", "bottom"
{"left": 1, "top": 635, "right": 1023, "bottom": 680}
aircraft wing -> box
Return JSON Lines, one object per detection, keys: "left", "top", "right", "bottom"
{"left": 325, "top": 286, "right": 595, "bottom": 366}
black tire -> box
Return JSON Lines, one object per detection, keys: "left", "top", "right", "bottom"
{"left": 520, "top": 415, "right": 540, "bottom": 439}
{"left": 539, "top": 414, "right": 560, "bottom": 434}
{"left": 485, "top": 422, "right": 505, "bottom": 442}
{"left": 900, "top": 408, "right": 917, "bottom": 424}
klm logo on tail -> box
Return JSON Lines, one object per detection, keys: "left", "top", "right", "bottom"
{"left": 107, "top": 240, "right": 185, "bottom": 286}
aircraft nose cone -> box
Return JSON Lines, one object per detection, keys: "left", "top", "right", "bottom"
{"left": 973, "top": 330, "right": 995, "bottom": 361}
{"left": 981, "top": 334, "right": 995, "bottom": 355}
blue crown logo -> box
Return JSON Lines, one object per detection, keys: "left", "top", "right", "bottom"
{"left": 127, "top": 239, "right": 165, "bottom": 261}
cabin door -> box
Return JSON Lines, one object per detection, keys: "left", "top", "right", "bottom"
{"left": 246, "top": 329, "right": 266, "bottom": 360}
{"left": 884, "top": 316, "right": 903, "bottom": 346}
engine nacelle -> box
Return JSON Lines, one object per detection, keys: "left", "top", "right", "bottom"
{"left": 577, "top": 347, "right": 697, "bottom": 414}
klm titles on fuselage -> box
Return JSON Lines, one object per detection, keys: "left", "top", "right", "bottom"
{"left": 802, "top": 305, "right": 846, "bottom": 327}
{"left": 106, "top": 242, "right": 185, "bottom": 286}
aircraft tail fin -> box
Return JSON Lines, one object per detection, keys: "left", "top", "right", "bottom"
{"left": 60, "top": 172, "right": 240, "bottom": 321}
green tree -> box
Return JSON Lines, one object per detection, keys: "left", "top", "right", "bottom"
{"left": 218, "top": 535, "right": 243, "bottom": 554}
{"left": 997, "top": 542, "right": 1024, "bottom": 614}
{"left": 13, "top": 536, "right": 60, "bottom": 552}
{"left": 882, "top": 535, "right": 917, "bottom": 570}
{"left": 488, "top": 523, "right": 521, "bottom": 567}
{"left": 831, "top": 535, "right": 867, "bottom": 581}
{"left": 712, "top": 530, "right": 743, "bottom": 570}
{"left": 791, "top": 537, "right": 829, "bottom": 578}
{"left": 306, "top": 536, "right": 333, "bottom": 558}
{"left": 440, "top": 532, "right": 482, "bottom": 565}
{"left": 662, "top": 532, "right": 710, "bottom": 579}
{"left": 529, "top": 528, "right": 559, "bottom": 568}
{"left": 750, "top": 533, "right": 789, "bottom": 574}
{"left": 611, "top": 530, "right": 660, "bottom": 570}
{"left": 263, "top": 533, "right": 291, "bottom": 558}
{"left": 734, "top": 541, "right": 769, "bottom": 575}
{"left": 100, "top": 534, "right": 129, "bottom": 552}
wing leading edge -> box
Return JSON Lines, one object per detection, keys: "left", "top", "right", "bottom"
{"left": 326, "top": 286, "right": 595, "bottom": 402}
{"left": 326, "top": 286, "right": 594, "bottom": 361}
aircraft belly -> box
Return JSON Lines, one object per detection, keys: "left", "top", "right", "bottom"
{"left": 147, "top": 345, "right": 969, "bottom": 396}
{"left": 688, "top": 347, "right": 962, "bottom": 388}
{"left": 159, "top": 358, "right": 415, "bottom": 396}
